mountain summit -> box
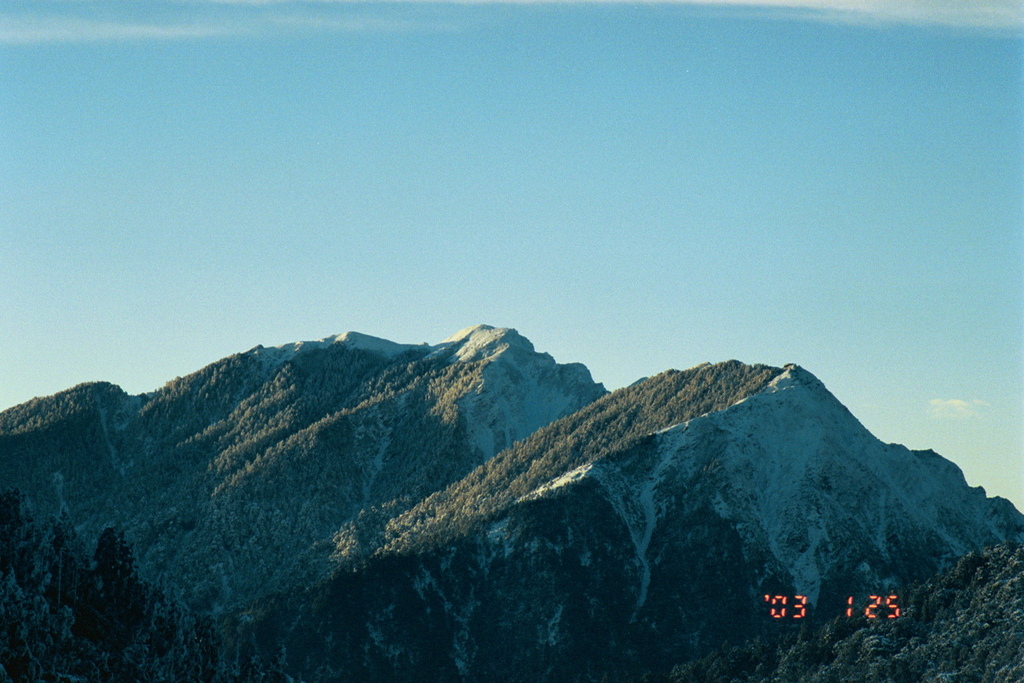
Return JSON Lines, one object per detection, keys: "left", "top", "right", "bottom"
{"left": 440, "top": 324, "right": 540, "bottom": 362}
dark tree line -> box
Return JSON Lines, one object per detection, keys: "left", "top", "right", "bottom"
{"left": 0, "top": 489, "right": 289, "bottom": 683}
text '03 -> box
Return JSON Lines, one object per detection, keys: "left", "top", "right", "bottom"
{"left": 763, "top": 594, "right": 807, "bottom": 619}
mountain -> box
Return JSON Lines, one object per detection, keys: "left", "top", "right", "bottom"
{"left": 2, "top": 326, "right": 1021, "bottom": 682}
{"left": 229, "top": 364, "right": 1024, "bottom": 682}
{"left": 0, "top": 325, "right": 605, "bottom": 613}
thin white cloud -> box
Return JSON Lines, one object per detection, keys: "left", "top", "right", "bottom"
{"left": 929, "top": 398, "right": 991, "bottom": 420}
{"left": 0, "top": 0, "right": 1019, "bottom": 43}
{"left": 0, "top": 16, "right": 243, "bottom": 43}
{"left": 198, "top": 0, "right": 1024, "bottom": 30}
{"left": 0, "top": 8, "right": 454, "bottom": 43}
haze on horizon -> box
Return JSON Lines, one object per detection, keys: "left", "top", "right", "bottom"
{"left": 1, "top": 0, "right": 1021, "bottom": 508}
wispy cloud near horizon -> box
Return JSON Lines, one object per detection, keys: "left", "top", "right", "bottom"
{"left": 929, "top": 398, "right": 992, "bottom": 420}
{"left": 0, "top": 0, "right": 1019, "bottom": 44}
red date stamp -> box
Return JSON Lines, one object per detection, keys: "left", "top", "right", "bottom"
{"left": 763, "top": 593, "right": 900, "bottom": 619}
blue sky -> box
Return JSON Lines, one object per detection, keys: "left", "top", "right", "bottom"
{"left": 1, "top": 0, "right": 1021, "bottom": 508}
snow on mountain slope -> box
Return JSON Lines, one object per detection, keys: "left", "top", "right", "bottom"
{"left": 524, "top": 364, "right": 1024, "bottom": 608}
{"left": 673, "top": 365, "right": 1024, "bottom": 602}
{"left": 430, "top": 325, "right": 608, "bottom": 459}
{"left": 438, "top": 324, "right": 537, "bottom": 363}
{"left": 253, "top": 331, "right": 430, "bottom": 365}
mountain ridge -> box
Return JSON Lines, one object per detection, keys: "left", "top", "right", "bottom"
{"left": 1, "top": 325, "right": 1020, "bottom": 682}
{"left": 0, "top": 325, "right": 606, "bottom": 614}
{"left": 227, "top": 356, "right": 1022, "bottom": 682}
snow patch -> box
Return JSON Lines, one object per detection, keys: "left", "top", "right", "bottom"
{"left": 486, "top": 518, "right": 514, "bottom": 558}
{"left": 521, "top": 463, "right": 594, "bottom": 501}
{"left": 546, "top": 604, "right": 564, "bottom": 646}
{"left": 92, "top": 387, "right": 125, "bottom": 477}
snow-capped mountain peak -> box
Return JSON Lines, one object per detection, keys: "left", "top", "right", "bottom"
{"left": 431, "top": 325, "right": 606, "bottom": 459}
{"left": 437, "top": 324, "right": 540, "bottom": 364}
{"left": 654, "top": 364, "right": 1024, "bottom": 603}
{"left": 522, "top": 362, "right": 1024, "bottom": 610}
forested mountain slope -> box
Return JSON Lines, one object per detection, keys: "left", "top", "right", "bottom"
{"left": 0, "top": 325, "right": 604, "bottom": 612}
{"left": 332, "top": 359, "right": 783, "bottom": 562}
{"left": 233, "top": 365, "right": 1023, "bottom": 683}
